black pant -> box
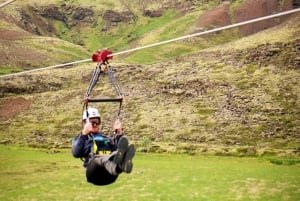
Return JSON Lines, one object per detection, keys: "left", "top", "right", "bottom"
{"left": 86, "top": 154, "right": 119, "bottom": 186}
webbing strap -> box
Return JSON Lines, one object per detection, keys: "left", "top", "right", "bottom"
{"left": 107, "top": 63, "right": 122, "bottom": 97}
{"left": 106, "top": 62, "right": 123, "bottom": 118}
{"left": 85, "top": 63, "right": 102, "bottom": 97}
{"left": 83, "top": 60, "right": 123, "bottom": 119}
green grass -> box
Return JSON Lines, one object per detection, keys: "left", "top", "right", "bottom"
{"left": 130, "top": 10, "right": 180, "bottom": 42}
{"left": 0, "top": 66, "right": 23, "bottom": 75}
{"left": 0, "top": 145, "right": 299, "bottom": 201}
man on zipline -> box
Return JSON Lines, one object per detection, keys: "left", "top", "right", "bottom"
{"left": 72, "top": 107, "right": 135, "bottom": 186}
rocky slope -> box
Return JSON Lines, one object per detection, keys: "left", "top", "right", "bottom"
{"left": 1, "top": 0, "right": 299, "bottom": 70}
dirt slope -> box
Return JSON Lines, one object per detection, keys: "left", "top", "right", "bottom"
{"left": 197, "top": 0, "right": 300, "bottom": 35}
{"left": 0, "top": 97, "right": 32, "bottom": 121}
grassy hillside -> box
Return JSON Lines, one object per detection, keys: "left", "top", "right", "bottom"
{"left": 1, "top": 15, "right": 299, "bottom": 157}
{"left": 0, "top": 1, "right": 299, "bottom": 157}
{"left": 0, "top": 0, "right": 234, "bottom": 74}
{"left": 0, "top": 4, "right": 91, "bottom": 73}
{"left": 1, "top": 0, "right": 293, "bottom": 71}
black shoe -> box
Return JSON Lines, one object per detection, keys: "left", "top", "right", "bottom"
{"left": 122, "top": 144, "right": 135, "bottom": 173}
{"left": 113, "top": 137, "right": 128, "bottom": 168}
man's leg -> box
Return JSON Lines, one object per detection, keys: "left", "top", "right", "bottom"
{"left": 113, "top": 136, "right": 128, "bottom": 167}
{"left": 122, "top": 144, "right": 136, "bottom": 173}
{"left": 93, "top": 155, "right": 119, "bottom": 176}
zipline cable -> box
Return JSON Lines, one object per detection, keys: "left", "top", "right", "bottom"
{"left": 108, "top": 7, "right": 300, "bottom": 57}
{"left": 1, "top": 7, "right": 300, "bottom": 78}
{"left": 0, "top": 0, "right": 15, "bottom": 8}
{"left": 0, "top": 58, "right": 91, "bottom": 78}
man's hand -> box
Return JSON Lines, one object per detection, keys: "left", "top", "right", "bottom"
{"left": 82, "top": 120, "right": 92, "bottom": 135}
{"left": 113, "top": 119, "right": 122, "bottom": 135}
{"left": 83, "top": 97, "right": 89, "bottom": 104}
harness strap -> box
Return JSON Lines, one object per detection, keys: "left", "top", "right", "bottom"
{"left": 84, "top": 59, "right": 123, "bottom": 119}
{"left": 107, "top": 62, "right": 122, "bottom": 97}
{"left": 93, "top": 140, "right": 111, "bottom": 155}
{"left": 106, "top": 62, "right": 123, "bottom": 118}
{"left": 85, "top": 62, "right": 102, "bottom": 97}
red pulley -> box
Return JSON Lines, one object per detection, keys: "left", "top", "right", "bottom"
{"left": 92, "top": 49, "right": 113, "bottom": 62}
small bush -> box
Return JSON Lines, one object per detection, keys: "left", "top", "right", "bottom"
{"left": 268, "top": 158, "right": 300, "bottom": 165}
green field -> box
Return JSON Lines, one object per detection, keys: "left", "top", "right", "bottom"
{"left": 0, "top": 145, "right": 299, "bottom": 201}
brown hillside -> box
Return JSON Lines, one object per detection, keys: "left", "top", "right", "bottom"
{"left": 197, "top": 0, "right": 300, "bottom": 35}
{"left": 1, "top": 0, "right": 299, "bottom": 114}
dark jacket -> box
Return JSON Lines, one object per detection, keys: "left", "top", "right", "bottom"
{"left": 72, "top": 132, "right": 117, "bottom": 167}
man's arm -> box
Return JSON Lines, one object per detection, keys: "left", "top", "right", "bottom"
{"left": 72, "top": 134, "right": 90, "bottom": 158}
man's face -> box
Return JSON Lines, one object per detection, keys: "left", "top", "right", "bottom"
{"left": 88, "top": 118, "right": 101, "bottom": 133}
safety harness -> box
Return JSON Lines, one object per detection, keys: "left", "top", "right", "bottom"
{"left": 89, "top": 134, "right": 112, "bottom": 156}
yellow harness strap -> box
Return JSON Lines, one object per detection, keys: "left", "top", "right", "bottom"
{"left": 93, "top": 140, "right": 111, "bottom": 156}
